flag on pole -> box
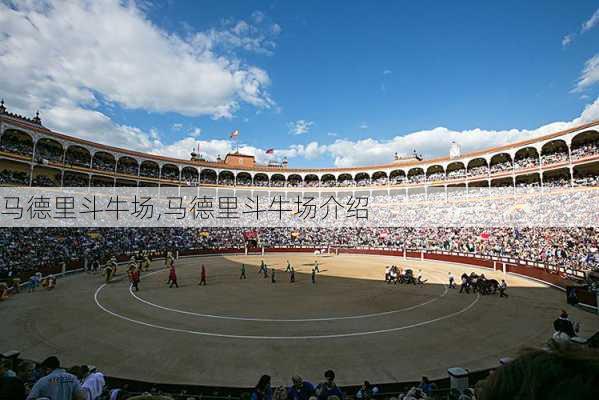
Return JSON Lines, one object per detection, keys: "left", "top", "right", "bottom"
{"left": 265, "top": 148, "right": 274, "bottom": 155}
{"left": 230, "top": 129, "right": 239, "bottom": 139}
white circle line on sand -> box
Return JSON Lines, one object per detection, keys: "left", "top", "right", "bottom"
{"left": 94, "top": 283, "right": 480, "bottom": 340}
{"left": 126, "top": 269, "right": 449, "bottom": 322}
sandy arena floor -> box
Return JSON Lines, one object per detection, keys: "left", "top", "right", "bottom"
{"left": 1, "top": 253, "right": 597, "bottom": 387}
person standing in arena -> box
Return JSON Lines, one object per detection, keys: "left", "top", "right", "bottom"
{"left": 271, "top": 268, "right": 276, "bottom": 283}
{"left": 258, "top": 260, "right": 267, "bottom": 276}
{"left": 460, "top": 273, "right": 469, "bottom": 294}
{"left": 110, "top": 256, "right": 118, "bottom": 276}
{"left": 128, "top": 265, "right": 140, "bottom": 292}
{"left": 198, "top": 264, "right": 207, "bottom": 286}
{"left": 311, "top": 268, "right": 316, "bottom": 284}
{"left": 103, "top": 264, "right": 113, "bottom": 284}
{"left": 448, "top": 272, "right": 456, "bottom": 288}
{"left": 286, "top": 260, "right": 292, "bottom": 272}
{"left": 240, "top": 264, "right": 247, "bottom": 279}
{"left": 91, "top": 260, "right": 100, "bottom": 274}
{"left": 142, "top": 253, "right": 151, "bottom": 271}
{"left": 314, "top": 260, "right": 320, "bottom": 273}
{"left": 168, "top": 265, "right": 179, "bottom": 288}
{"left": 498, "top": 279, "right": 508, "bottom": 297}
{"left": 290, "top": 267, "right": 295, "bottom": 283}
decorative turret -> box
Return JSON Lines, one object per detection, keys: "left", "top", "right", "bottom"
{"left": 449, "top": 141, "right": 461, "bottom": 159}
{"left": 32, "top": 110, "right": 42, "bottom": 125}
{"left": 282, "top": 156, "right": 288, "bottom": 168}
{"left": 0, "top": 100, "right": 44, "bottom": 125}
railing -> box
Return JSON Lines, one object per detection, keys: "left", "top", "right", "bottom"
{"left": 2, "top": 148, "right": 599, "bottom": 190}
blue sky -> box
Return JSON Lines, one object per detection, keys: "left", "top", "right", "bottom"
{"left": 1, "top": 0, "right": 598, "bottom": 167}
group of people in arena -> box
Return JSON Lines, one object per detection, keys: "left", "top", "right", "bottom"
{"left": 1, "top": 227, "right": 597, "bottom": 283}
{"left": 384, "top": 265, "right": 426, "bottom": 285}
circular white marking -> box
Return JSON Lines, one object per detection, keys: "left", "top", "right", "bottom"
{"left": 127, "top": 269, "right": 449, "bottom": 322}
{"left": 94, "top": 283, "right": 480, "bottom": 340}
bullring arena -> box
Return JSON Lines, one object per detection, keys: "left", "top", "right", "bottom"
{"left": 0, "top": 103, "right": 599, "bottom": 398}
{"left": 2, "top": 251, "right": 596, "bottom": 387}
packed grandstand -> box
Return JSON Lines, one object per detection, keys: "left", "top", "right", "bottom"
{"left": 1, "top": 105, "right": 599, "bottom": 400}
{"left": 0, "top": 104, "right": 598, "bottom": 280}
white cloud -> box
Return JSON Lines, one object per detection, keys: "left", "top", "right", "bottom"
{"left": 190, "top": 128, "right": 202, "bottom": 138}
{"left": 573, "top": 54, "right": 599, "bottom": 92}
{"left": 172, "top": 123, "right": 184, "bottom": 130}
{"left": 327, "top": 132, "right": 338, "bottom": 137}
{"left": 288, "top": 120, "right": 314, "bottom": 135}
{"left": 44, "top": 104, "right": 161, "bottom": 151}
{"left": 562, "top": 34, "right": 574, "bottom": 47}
{"left": 58, "top": 96, "right": 598, "bottom": 169}
{"left": 582, "top": 8, "right": 599, "bottom": 32}
{"left": 316, "top": 96, "right": 599, "bottom": 167}
{"left": 559, "top": 8, "right": 598, "bottom": 46}
{"left": 359, "top": 123, "right": 368, "bottom": 129}
{"left": 0, "top": 0, "right": 276, "bottom": 129}
{"left": 202, "top": 15, "right": 281, "bottom": 56}
{"left": 383, "top": 69, "right": 392, "bottom": 75}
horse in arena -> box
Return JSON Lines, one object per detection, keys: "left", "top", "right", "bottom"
{"left": 469, "top": 273, "right": 499, "bottom": 295}
{"left": 398, "top": 269, "right": 418, "bottom": 285}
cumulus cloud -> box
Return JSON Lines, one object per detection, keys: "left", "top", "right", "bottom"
{"left": 573, "top": 54, "right": 599, "bottom": 92}
{"left": 154, "top": 96, "right": 599, "bottom": 169}
{"left": 316, "top": 97, "right": 599, "bottom": 167}
{"left": 359, "top": 123, "right": 369, "bottom": 129}
{"left": 288, "top": 120, "right": 314, "bottom": 135}
{"left": 0, "top": 0, "right": 275, "bottom": 133}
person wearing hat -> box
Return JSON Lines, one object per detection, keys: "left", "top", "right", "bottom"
{"left": 315, "top": 370, "right": 343, "bottom": 400}
{"left": 553, "top": 310, "right": 579, "bottom": 338}
{"left": 26, "top": 356, "right": 85, "bottom": 400}
{"left": 287, "top": 376, "right": 315, "bottom": 400}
